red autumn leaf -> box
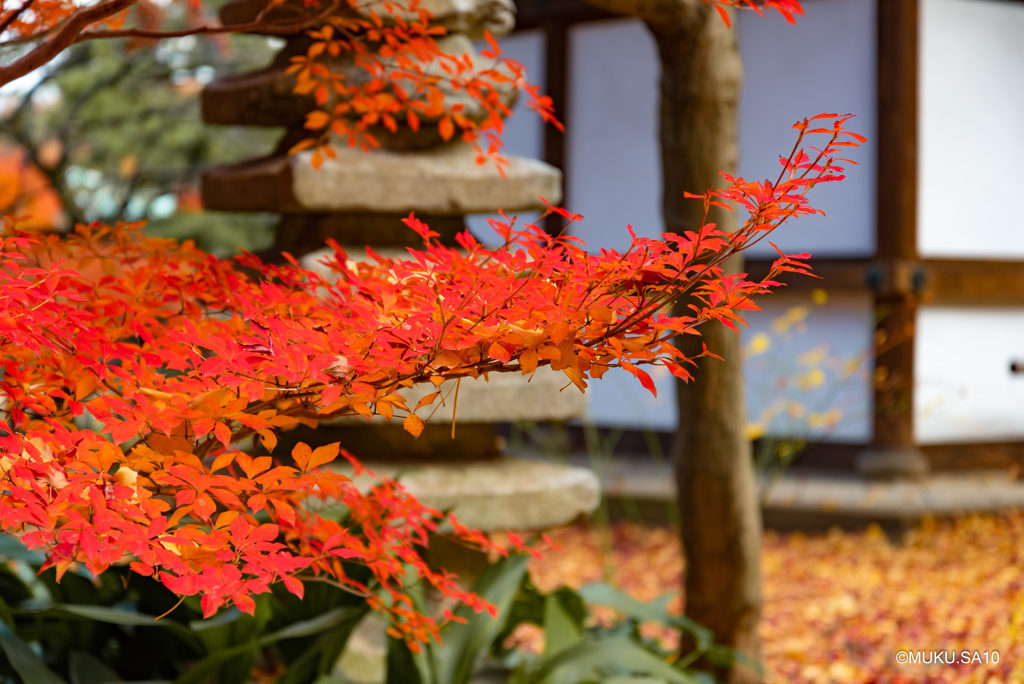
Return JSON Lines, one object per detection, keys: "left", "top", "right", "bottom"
{"left": 193, "top": 493, "right": 216, "bottom": 521}
{"left": 0, "top": 102, "right": 852, "bottom": 652}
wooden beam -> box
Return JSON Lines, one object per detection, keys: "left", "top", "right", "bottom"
{"left": 513, "top": 0, "right": 617, "bottom": 31}
{"left": 746, "top": 257, "right": 1024, "bottom": 306}
{"left": 918, "top": 260, "right": 1024, "bottom": 306}
{"left": 744, "top": 258, "right": 870, "bottom": 293}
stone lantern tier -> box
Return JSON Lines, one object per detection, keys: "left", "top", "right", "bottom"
{"left": 201, "top": 0, "right": 561, "bottom": 252}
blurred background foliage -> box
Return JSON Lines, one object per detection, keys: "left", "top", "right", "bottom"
{"left": 0, "top": 2, "right": 281, "bottom": 256}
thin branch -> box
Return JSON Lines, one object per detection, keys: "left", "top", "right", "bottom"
{"left": 0, "top": 0, "right": 36, "bottom": 35}
{"left": 76, "top": 0, "right": 342, "bottom": 41}
{"left": 0, "top": 0, "right": 137, "bottom": 87}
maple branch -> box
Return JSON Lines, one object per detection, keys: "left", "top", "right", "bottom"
{"left": 0, "top": 0, "right": 137, "bottom": 87}
{"left": 0, "top": 0, "right": 35, "bottom": 35}
{"left": 76, "top": 0, "right": 343, "bottom": 41}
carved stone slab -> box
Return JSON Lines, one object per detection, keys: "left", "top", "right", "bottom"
{"left": 202, "top": 142, "right": 561, "bottom": 214}
{"left": 335, "top": 456, "right": 601, "bottom": 531}
{"left": 202, "top": 34, "right": 517, "bottom": 131}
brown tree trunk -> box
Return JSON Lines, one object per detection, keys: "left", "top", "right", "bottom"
{"left": 646, "top": 8, "right": 762, "bottom": 684}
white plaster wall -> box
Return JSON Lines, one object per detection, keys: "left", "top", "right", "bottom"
{"left": 585, "top": 291, "right": 875, "bottom": 439}
{"left": 916, "top": 307, "right": 1024, "bottom": 443}
{"left": 742, "top": 292, "right": 875, "bottom": 443}
{"left": 564, "top": 19, "right": 663, "bottom": 253}
{"left": 466, "top": 30, "right": 546, "bottom": 239}
{"left": 918, "top": 0, "right": 1024, "bottom": 259}
{"left": 737, "top": 0, "right": 877, "bottom": 259}
{"left": 585, "top": 365, "right": 679, "bottom": 431}
{"left": 563, "top": 19, "right": 674, "bottom": 428}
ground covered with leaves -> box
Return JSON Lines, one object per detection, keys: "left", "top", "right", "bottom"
{"left": 523, "top": 513, "right": 1024, "bottom": 684}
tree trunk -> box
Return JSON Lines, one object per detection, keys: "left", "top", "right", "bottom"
{"left": 645, "top": 9, "right": 763, "bottom": 684}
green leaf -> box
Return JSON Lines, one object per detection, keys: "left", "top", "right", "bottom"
{"left": 69, "top": 651, "right": 120, "bottom": 684}
{"left": 702, "top": 643, "right": 764, "bottom": 676}
{"left": 188, "top": 608, "right": 241, "bottom": 632}
{"left": 0, "top": 593, "right": 16, "bottom": 629}
{"left": 431, "top": 554, "right": 530, "bottom": 684}
{"left": 275, "top": 610, "right": 367, "bottom": 684}
{"left": 386, "top": 636, "right": 424, "bottom": 684}
{"left": 0, "top": 619, "right": 67, "bottom": 684}
{"left": 173, "top": 642, "right": 257, "bottom": 684}
{"left": 542, "top": 594, "right": 582, "bottom": 657}
{"left": 260, "top": 606, "right": 363, "bottom": 645}
{"left": 535, "top": 637, "right": 701, "bottom": 684}
{"left": 0, "top": 534, "right": 46, "bottom": 565}
{"left": 577, "top": 584, "right": 674, "bottom": 626}
{"left": 540, "top": 594, "right": 586, "bottom": 684}
{"left": 26, "top": 604, "right": 204, "bottom": 653}
{"left": 576, "top": 584, "right": 713, "bottom": 665}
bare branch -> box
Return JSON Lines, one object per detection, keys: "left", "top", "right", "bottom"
{"left": 76, "top": 0, "right": 342, "bottom": 42}
{"left": 0, "top": 0, "right": 37, "bottom": 35}
{"left": 0, "top": 0, "right": 137, "bottom": 87}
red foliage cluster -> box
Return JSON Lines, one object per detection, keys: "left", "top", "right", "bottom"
{"left": 0, "top": 116, "right": 857, "bottom": 645}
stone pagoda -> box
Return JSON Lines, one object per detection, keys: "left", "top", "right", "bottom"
{"left": 200, "top": 0, "right": 600, "bottom": 544}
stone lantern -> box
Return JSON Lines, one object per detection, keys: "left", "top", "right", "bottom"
{"left": 199, "top": 0, "right": 600, "bottom": 546}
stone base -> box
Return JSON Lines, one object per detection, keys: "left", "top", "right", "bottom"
{"left": 273, "top": 212, "right": 468, "bottom": 257}
{"left": 335, "top": 456, "right": 601, "bottom": 532}
{"left": 202, "top": 142, "right": 562, "bottom": 215}
{"left": 856, "top": 446, "right": 931, "bottom": 480}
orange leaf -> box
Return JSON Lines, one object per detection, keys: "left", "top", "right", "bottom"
{"left": 415, "top": 392, "right": 440, "bottom": 410}
{"left": 257, "top": 428, "right": 278, "bottom": 453}
{"left": 438, "top": 116, "right": 455, "bottom": 141}
{"left": 404, "top": 413, "right": 425, "bottom": 439}
{"left": 210, "top": 452, "right": 235, "bottom": 473}
{"left": 488, "top": 341, "right": 511, "bottom": 363}
{"left": 215, "top": 511, "right": 240, "bottom": 529}
{"left": 308, "top": 443, "right": 340, "bottom": 471}
{"left": 75, "top": 373, "right": 99, "bottom": 401}
{"left": 292, "top": 442, "right": 312, "bottom": 472}
{"left": 520, "top": 348, "right": 538, "bottom": 374}
{"left": 193, "top": 493, "right": 216, "bottom": 521}
{"left": 213, "top": 422, "right": 231, "bottom": 447}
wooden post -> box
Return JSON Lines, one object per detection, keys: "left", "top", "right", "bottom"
{"left": 857, "top": 0, "right": 929, "bottom": 478}
{"left": 543, "top": 19, "right": 569, "bottom": 235}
